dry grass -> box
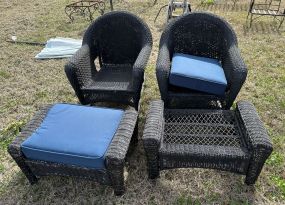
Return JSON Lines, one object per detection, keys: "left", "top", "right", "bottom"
{"left": 0, "top": 0, "right": 285, "bottom": 204}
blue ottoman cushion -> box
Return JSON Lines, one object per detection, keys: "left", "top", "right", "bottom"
{"left": 21, "top": 104, "right": 124, "bottom": 169}
{"left": 169, "top": 53, "right": 228, "bottom": 95}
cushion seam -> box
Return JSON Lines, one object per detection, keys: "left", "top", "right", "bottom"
{"left": 21, "top": 145, "right": 104, "bottom": 159}
{"left": 169, "top": 73, "right": 227, "bottom": 85}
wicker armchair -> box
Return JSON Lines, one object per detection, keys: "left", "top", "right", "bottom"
{"left": 65, "top": 11, "right": 153, "bottom": 110}
{"left": 156, "top": 12, "right": 247, "bottom": 109}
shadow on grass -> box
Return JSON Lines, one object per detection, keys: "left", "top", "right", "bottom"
{"left": 195, "top": 3, "right": 249, "bottom": 12}
{"left": 2, "top": 143, "right": 258, "bottom": 204}
{"left": 243, "top": 21, "right": 283, "bottom": 35}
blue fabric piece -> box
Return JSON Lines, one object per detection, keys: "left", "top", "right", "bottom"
{"left": 35, "top": 37, "right": 82, "bottom": 59}
{"left": 21, "top": 104, "right": 124, "bottom": 169}
{"left": 169, "top": 53, "right": 227, "bottom": 95}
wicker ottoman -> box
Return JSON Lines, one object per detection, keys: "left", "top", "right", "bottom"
{"left": 143, "top": 100, "right": 272, "bottom": 185}
{"left": 8, "top": 103, "right": 138, "bottom": 196}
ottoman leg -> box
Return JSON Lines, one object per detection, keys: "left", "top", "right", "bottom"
{"left": 108, "top": 163, "right": 125, "bottom": 196}
{"left": 245, "top": 147, "right": 272, "bottom": 185}
{"left": 145, "top": 146, "right": 160, "bottom": 179}
{"left": 8, "top": 146, "right": 38, "bottom": 184}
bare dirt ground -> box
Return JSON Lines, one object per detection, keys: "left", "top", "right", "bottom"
{"left": 0, "top": 0, "right": 284, "bottom": 204}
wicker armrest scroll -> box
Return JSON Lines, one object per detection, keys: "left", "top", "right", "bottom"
{"left": 65, "top": 44, "right": 97, "bottom": 104}
{"left": 156, "top": 45, "right": 171, "bottom": 102}
{"left": 132, "top": 44, "right": 152, "bottom": 93}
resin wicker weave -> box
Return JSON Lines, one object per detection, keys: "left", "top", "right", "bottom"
{"left": 8, "top": 105, "right": 138, "bottom": 196}
{"left": 65, "top": 11, "right": 153, "bottom": 110}
{"left": 143, "top": 100, "right": 272, "bottom": 184}
{"left": 156, "top": 12, "right": 247, "bottom": 109}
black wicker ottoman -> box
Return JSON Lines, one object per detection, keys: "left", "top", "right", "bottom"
{"left": 8, "top": 103, "right": 138, "bottom": 196}
{"left": 143, "top": 100, "right": 272, "bottom": 185}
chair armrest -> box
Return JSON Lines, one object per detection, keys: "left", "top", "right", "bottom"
{"left": 156, "top": 45, "right": 171, "bottom": 102}
{"left": 222, "top": 45, "right": 248, "bottom": 108}
{"left": 143, "top": 100, "right": 164, "bottom": 152}
{"left": 236, "top": 101, "right": 273, "bottom": 184}
{"left": 236, "top": 101, "right": 273, "bottom": 150}
{"left": 105, "top": 107, "right": 138, "bottom": 167}
{"left": 132, "top": 44, "right": 152, "bottom": 92}
{"left": 65, "top": 44, "right": 96, "bottom": 88}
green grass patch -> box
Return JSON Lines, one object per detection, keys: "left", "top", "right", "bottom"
{"left": 35, "top": 91, "right": 48, "bottom": 99}
{"left": 271, "top": 176, "right": 285, "bottom": 199}
{"left": 0, "top": 121, "right": 25, "bottom": 152}
{"left": 202, "top": 0, "right": 215, "bottom": 5}
{"left": 0, "top": 70, "right": 11, "bottom": 79}
{"left": 266, "top": 151, "right": 284, "bottom": 167}
{"left": 229, "top": 199, "right": 251, "bottom": 205}
{"left": 0, "top": 164, "right": 4, "bottom": 173}
{"left": 176, "top": 195, "right": 201, "bottom": 205}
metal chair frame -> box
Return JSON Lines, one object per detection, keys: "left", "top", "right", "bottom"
{"left": 155, "top": 0, "right": 191, "bottom": 23}
{"left": 246, "top": 0, "right": 285, "bottom": 29}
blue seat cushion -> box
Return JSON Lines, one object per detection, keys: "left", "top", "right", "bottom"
{"left": 21, "top": 104, "right": 124, "bottom": 169}
{"left": 169, "top": 53, "right": 227, "bottom": 95}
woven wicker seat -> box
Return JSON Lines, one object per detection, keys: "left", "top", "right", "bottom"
{"left": 143, "top": 100, "right": 272, "bottom": 185}
{"left": 65, "top": 11, "right": 153, "bottom": 110}
{"left": 82, "top": 64, "right": 134, "bottom": 92}
{"left": 156, "top": 12, "right": 247, "bottom": 109}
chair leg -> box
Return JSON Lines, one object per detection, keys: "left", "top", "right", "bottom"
{"left": 249, "top": 13, "right": 253, "bottom": 28}
{"left": 146, "top": 154, "right": 160, "bottom": 179}
{"left": 143, "top": 143, "right": 160, "bottom": 179}
{"left": 108, "top": 163, "right": 125, "bottom": 196}
{"left": 188, "top": 3, "right": 191, "bottom": 12}
{"left": 233, "top": 0, "right": 237, "bottom": 7}
{"left": 8, "top": 148, "right": 38, "bottom": 184}
{"left": 245, "top": 148, "right": 272, "bottom": 185}
{"left": 278, "top": 16, "right": 284, "bottom": 29}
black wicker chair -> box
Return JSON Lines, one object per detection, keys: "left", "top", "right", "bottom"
{"left": 143, "top": 100, "right": 273, "bottom": 185}
{"left": 65, "top": 11, "right": 153, "bottom": 110}
{"left": 156, "top": 12, "right": 247, "bottom": 109}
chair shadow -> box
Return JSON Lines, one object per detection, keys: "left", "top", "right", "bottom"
{"left": 3, "top": 146, "right": 258, "bottom": 204}
{"left": 124, "top": 139, "right": 258, "bottom": 204}
{"left": 116, "top": 0, "right": 158, "bottom": 15}
{"left": 195, "top": 3, "right": 249, "bottom": 12}
{"left": 243, "top": 21, "right": 283, "bottom": 35}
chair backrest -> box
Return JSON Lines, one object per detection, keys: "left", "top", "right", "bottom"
{"left": 83, "top": 11, "right": 152, "bottom": 65}
{"left": 161, "top": 12, "right": 238, "bottom": 61}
